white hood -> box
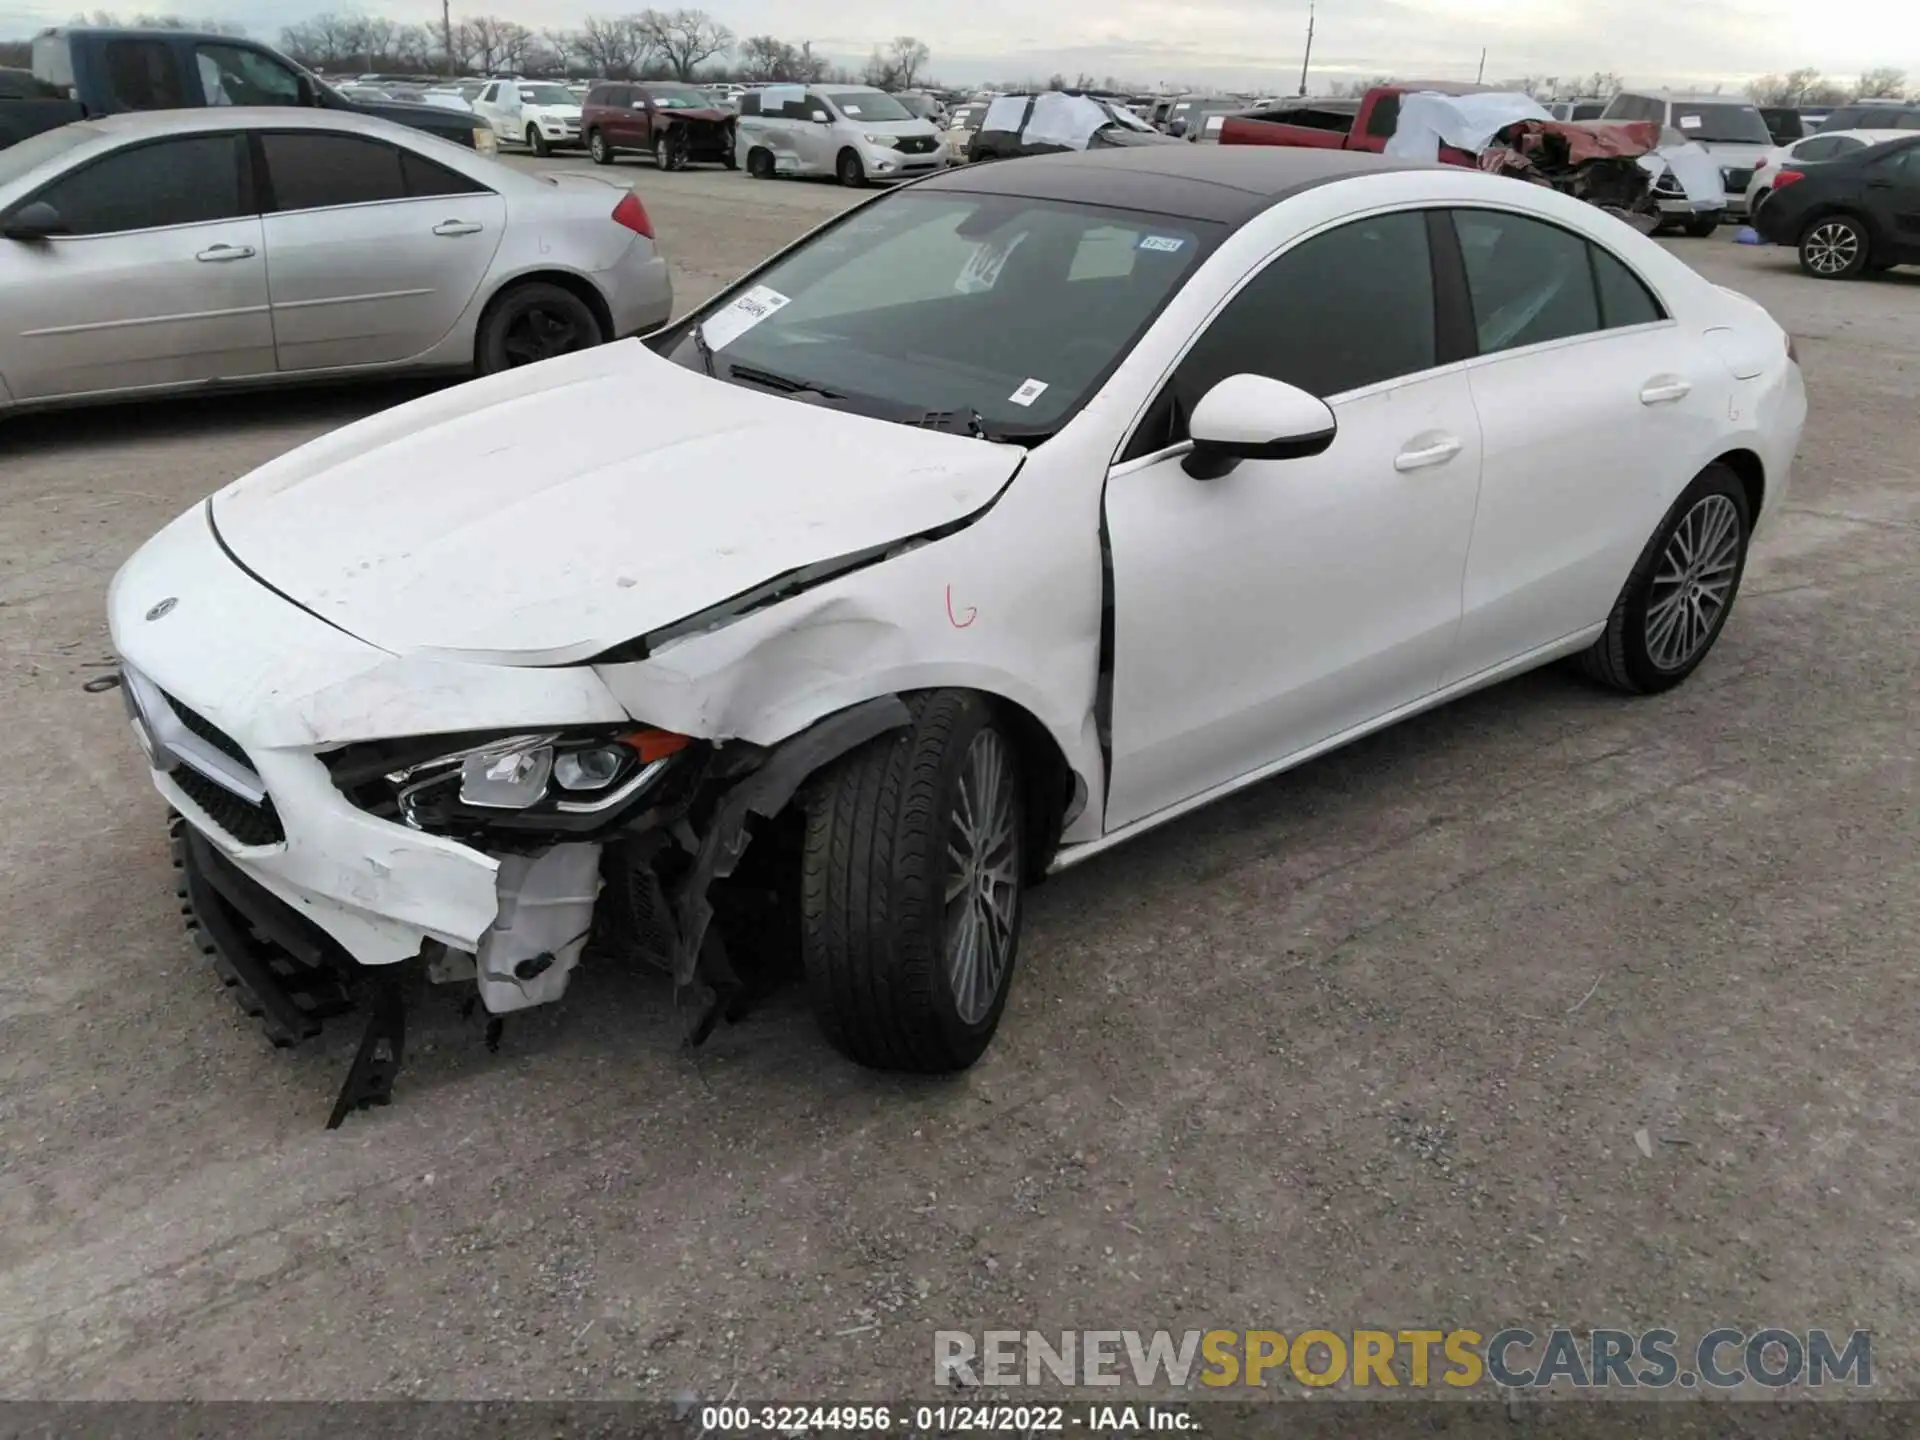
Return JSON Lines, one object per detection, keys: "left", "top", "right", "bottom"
{"left": 209, "top": 344, "right": 1023, "bottom": 666}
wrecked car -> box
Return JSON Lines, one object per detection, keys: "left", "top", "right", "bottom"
{"left": 967, "top": 91, "right": 1181, "bottom": 162}
{"left": 110, "top": 146, "right": 1805, "bottom": 1126}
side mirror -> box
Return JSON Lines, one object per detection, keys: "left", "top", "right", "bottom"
{"left": 1183, "top": 373, "right": 1336, "bottom": 479}
{"left": 632, "top": 100, "right": 647, "bottom": 109}
{"left": 1, "top": 201, "right": 68, "bottom": 241}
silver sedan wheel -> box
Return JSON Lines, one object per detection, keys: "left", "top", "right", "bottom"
{"left": 1803, "top": 221, "right": 1860, "bottom": 276}
{"left": 1645, "top": 493, "right": 1741, "bottom": 671}
{"left": 944, "top": 729, "right": 1019, "bottom": 1025}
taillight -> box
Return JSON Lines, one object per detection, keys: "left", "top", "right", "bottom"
{"left": 611, "top": 192, "right": 653, "bottom": 238}
{"left": 1772, "top": 168, "right": 1806, "bottom": 190}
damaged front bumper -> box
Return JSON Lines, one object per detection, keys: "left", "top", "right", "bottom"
{"left": 108, "top": 504, "right": 910, "bottom": 1126}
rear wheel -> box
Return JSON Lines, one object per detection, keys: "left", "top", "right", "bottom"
{"left": 836, "top": 147, "right": 867, "bottom": 187}
{"left": 1799, "top": 214, "right": 1869, "bottom": 279}
{"left": 801, "top": 691, "right": 1026, "bottom": 1072}
{"left": 1577, "top": 463, "right": 1753, "bottom": 695}
{"left": 525, "top": 124, "right": 550, "bottom": 158}
{"left": 476, "top": 281, "right": 605, "bottom": 375}
{"left": 588, "top": 129, "right": 615, "bottom": 164}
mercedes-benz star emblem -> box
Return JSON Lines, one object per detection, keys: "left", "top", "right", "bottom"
{"left": 145, "top": 598, "right": 177, "bottom": 621}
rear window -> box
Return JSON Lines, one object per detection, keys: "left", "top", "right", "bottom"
{"left": 102, "top": 38, "right": 188, "bottom": 109}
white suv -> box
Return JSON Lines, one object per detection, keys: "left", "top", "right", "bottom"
{"left": 1600, "top": 91, "right": 1774, "bottom": 219}
{"left": 473, "top": 78, "right": 584, "bottom": 156}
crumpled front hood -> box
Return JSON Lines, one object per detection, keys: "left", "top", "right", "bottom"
{"left": 209, "top": 343, "right": 1024, "bottom": 666}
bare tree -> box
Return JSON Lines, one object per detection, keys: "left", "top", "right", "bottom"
{"left": 570, "top": 15, "right": 648, "bottom": 77}
{"left": 638, "top": 8, "right": 733, "bottom": 81}
{"left": 458, "top": 15, "right": 526, "bottom": 73}
{"left": 887, "top": 35, "right": 928, "bottom": 89}
{"left": 494, "top": 18, "right": 537, "bottom": 70}
{"left": 1855, "top": 66, "right": 1907, "bottom": 100}
{"left": 281, "top": 12, "right": 364, "bottom": 68}
{"left": 1746, "top": 66, "right": 1827, "bottom": 106}
{"left": 76, "top": 9, "right": 245, "bottom": 30}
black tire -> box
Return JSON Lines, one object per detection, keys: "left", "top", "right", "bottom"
{"left": 836, "top": 147, "right": 867, "bottom": 187}
{"left": 525, "top": 124, "right": 550, "bottom": 158}
{"left": 475, "top": 280, "right": 605, "bottom": 375}
{"left": 588, "top": 129, "right": 615, "bottom": 165}
{"left": 653, "top": 132, "right": 685, "bottom": 171}
{"left": 1577, "top": 463, "right": 1753, "bottom": 695}
{"left": 1682, "top": 214, "right": 1721, "bottom": 238}
{"left": 721, "top": 147, "right": 738, "bottom": 170}
{"left": 801, "top": 691, "right": 1026, "bottom": 1073}
{"left": 1798, "top": 213, "right": 1870, "bottom": 279}
{"left": 746, "top": 147, "right": 775, "bottom": 179}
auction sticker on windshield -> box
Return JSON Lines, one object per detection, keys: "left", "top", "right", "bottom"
{"left": 1008, "top": 378, "right": 1048, "bottom": 406}
{"left": 956, "top": 233, "right": 1027, "bottom": 294}
{"left": 1139, "top": 234, "right": 1187, "bottom": 253}
{"left": 1678, "top": 114, "right": 1702, "bottom": 129}
{"left": 702, "top": 285, "right": 791, "bottom": 350}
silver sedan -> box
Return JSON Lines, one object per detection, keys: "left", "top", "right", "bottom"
{"left": 0, "top": 108, "right": 672, "bottom": 415}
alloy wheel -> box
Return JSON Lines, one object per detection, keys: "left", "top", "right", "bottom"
{"left": 1645, "top": 493, "right": 1741, "bottom": 671}
{"left": 943, "top": 729, "right": 1019, "bottom": 1025}
{"left": 1803, "top": 221, "right": 1859, "bottom": 276}
{"left": 499, "top": 304, "right": 585, "bottom": 366}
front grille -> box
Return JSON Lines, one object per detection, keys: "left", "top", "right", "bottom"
{"left": 166, "top": 694, "right": 250, "bottom": 768}
{"left": 898, "top": 135, "right": 936, "bottom": 154}
{"left": 173, "top": 764, "right": 286, "bottom": 846}
{"left": 1723, "top": 167, "right": 1752, "bottom": 191}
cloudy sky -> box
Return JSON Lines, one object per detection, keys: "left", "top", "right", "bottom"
{"left": 3, "top": 0, "right": 1915, "bottom": 92}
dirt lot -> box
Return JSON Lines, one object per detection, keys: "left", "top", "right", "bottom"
{"left": 1, "top": 160, "right": 1917, "bottom": 1402}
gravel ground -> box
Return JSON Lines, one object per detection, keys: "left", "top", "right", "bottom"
{"left": 1, "top": 160, "right": 1916, "bottom": 1403}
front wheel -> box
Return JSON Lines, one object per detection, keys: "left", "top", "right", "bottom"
{"left": 1799, "top": 214, "right": 1869, "bottom": 279}
{"left": 476, "top": 281, "right": 605, "bottom": 374}
{"left": 836, "top": 148, "right": 867, "bottom": 187}
{"left": 801, "top": 691, "right": 1026, "bottom": 1072}
{"left": 1577, "top": 464, "right": 1753, "bottom": 695}
{"left": 525, "top": 124, "right": 550, "bottom": 158}
{"left": 746, "top": 147, "right": 775, "bottom": 179}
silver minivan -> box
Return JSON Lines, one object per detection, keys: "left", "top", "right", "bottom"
{"left": 735, "top": 84, "right": 947, "bottom": 186}
{"left": 1598, "top": 91, "right": 1775, "bottom": 218}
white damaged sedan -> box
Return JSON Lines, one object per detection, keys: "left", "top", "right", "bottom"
{"left": 109, "top": 147, "right": 1806, "bottom": 1123}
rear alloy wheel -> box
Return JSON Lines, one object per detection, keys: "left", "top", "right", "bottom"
{"left": 588, "top": 129, "right": 615, "bottom": 164}
{"left": 1577, "top": 463, "right": 1752, "bottom": 694}
{"left": 476, "top": 281, "right": 605, "bottom": 374}
{"left": 1799, "top": 214, "right": 1869, "bottom": 279}
{"left": 836, "top": 148, "right": 867, "bottom": 187}
{"left": 525, "top": 124, "right": 551, "bottom": 158}
{"left": 801, "top": 691, "right": 1026, "bottom": 1072}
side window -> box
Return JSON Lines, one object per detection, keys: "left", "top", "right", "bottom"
{"left": 1365, "top": 92, "right": 1400, "bottom": 138}
{"left": 1173, "top": 210, "right": 1437, "bottom": 407}
{"left": 33, "top": 134, "right": 243, "bottom": 235}
{"left": 261, "top": 132, "right": 406, "bottom": 210}
{"left": 1590, "top": 245, "right": 1665, "bottom": 329}
{"left": 1452, "top": 209, "right": 1600, "bottom": 354}
{"left": 1792, "top": 136, "right": 1838, "bottom": 161}
{"left": 585, "top": 84, "right": 609, "bottom": 106}
{"left": 101, "top": 39, "right": 187, "bottom": 109}
{"left": 194, "top": 44, "right": 302, "bottom": 105}
{"left": 399, "top": 149, "right": 490, "bottom": 197}
{"left": 801, "top": 92, "right": 833, "bottom": 121}
{"left": 1826, "top": 136, "right": 1863, "bottom": 155}
{"left": 479, "top": 82, "right": 498, "bottom": 103}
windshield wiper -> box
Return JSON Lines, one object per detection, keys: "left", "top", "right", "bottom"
{"left": 689, "top": 322, "right": 718, "bottom": 378}
{"left": 727, "top": 364, "right": 845, "bottom": 400}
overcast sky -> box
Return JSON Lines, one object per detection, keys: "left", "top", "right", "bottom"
{"left": 3, "top": 0, "right": 1915, "bottom": 92}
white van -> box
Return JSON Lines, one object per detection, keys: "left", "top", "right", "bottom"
{"left": 1598, "top": 91, "right": 1774, "bottom": 218}
{"left": 735, "top": 84, "right": 947, "bottom": 186}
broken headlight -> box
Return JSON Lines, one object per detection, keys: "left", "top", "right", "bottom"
{"left": 324, "top": 727, "right": 694, "bottom": 836}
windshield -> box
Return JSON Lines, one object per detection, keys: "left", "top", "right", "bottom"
{"left": 645, "top": 84, "right": 711, "bottom": 109}
{"left": 1670, "top": 103, "right": 1770, "bottom": 144}
{"left": 827, "top": 89, "right": 912, "bottom": 121}
{"left": 0, "top": 123, "right": 94, "bottom": 189}
{"left": 666, "top": 191, "right": 1216, "bottom": 439}
{"left": 518, "top": 83, "right": 576, "bottom": 106}
{"left": 896, "top": 93, "right": 936, "bottom": 117}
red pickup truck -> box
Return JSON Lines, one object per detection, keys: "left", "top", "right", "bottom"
{"left": 1218, "top": 81, "right": 1486, "bottom": 164}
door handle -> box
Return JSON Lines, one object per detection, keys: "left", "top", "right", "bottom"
{"left": 1639, "top": 376, "right": 1692, "bottom": 404}
{"left": 1393, "top": 435, "right": 1463, "bottom": 472}
{"left": 195, "top": 243, "right": 255, "bottom": 262}
{"left": 1865, "top": 179, "right": 1894, "bottom": 189}
{"left": 433, "top": 220, "right": 484, "bottom": 236}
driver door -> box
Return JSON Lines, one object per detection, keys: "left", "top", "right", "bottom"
{"left": 1102, "top": 209, "right": 1484, "bottom": 830}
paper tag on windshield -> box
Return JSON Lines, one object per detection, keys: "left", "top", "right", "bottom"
{"left": 1008, "top": 378, "right": 1048, "bottom": 406}
{"left": 1139, "top": 234, "right": 1186, "bottom": 253}
{"left": 956, "top": 233, "right": 1026, "bottom": 293}
{"left": 1678, "top": 114, "right": 1702, "bottom": 129}
{"left": 701, "top": 285, "right": 790, "bottom": 351}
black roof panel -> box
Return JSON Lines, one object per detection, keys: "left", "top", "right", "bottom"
{"left": 915, "top": 145, "right": 1439, "bottom": 227}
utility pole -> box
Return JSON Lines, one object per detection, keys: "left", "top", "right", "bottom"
{"left": 1475, "top": 47, "right": 1486, "bottom": 84}
{"left": 1298, "top": 0, "right": 1314, "bottom": 96}
{"left": 442, "top": 0, "right": 455, "bottom": 76}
